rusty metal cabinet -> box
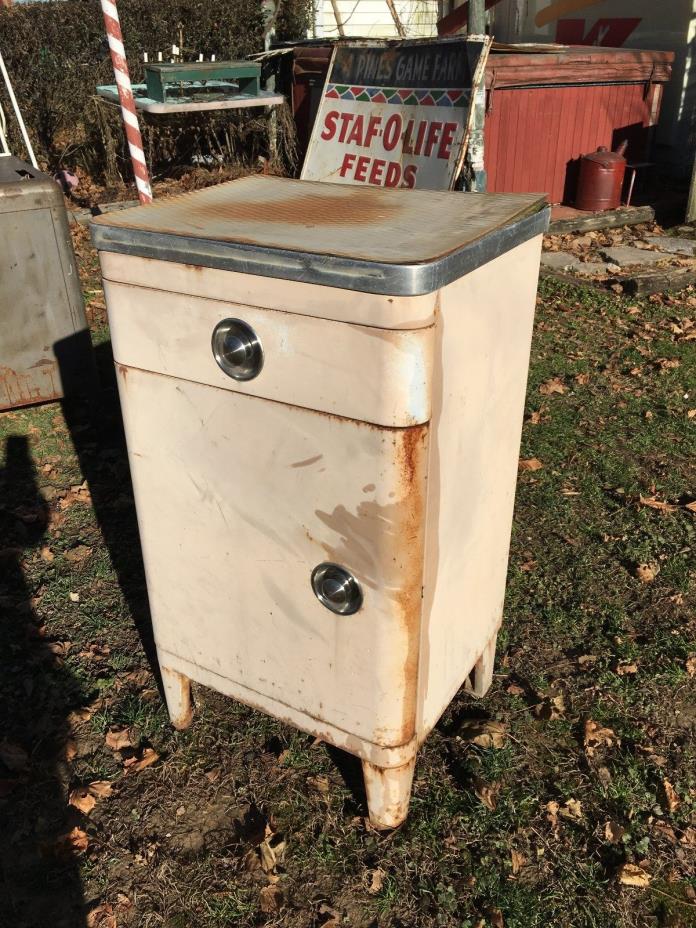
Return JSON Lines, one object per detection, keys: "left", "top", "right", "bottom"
{"left": 92, "top": 176, "right": 547, "bottom": 828}
{"left": 0, "top": 156, "right": 92, "bottom": 410}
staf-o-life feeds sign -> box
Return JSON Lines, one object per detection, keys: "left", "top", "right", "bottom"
{"left": 301, "top": 38, "right": 489, "bottom": 191}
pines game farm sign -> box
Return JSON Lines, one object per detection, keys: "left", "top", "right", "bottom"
{"left": 302, "top": 39, "right": 488, "bottom": 191}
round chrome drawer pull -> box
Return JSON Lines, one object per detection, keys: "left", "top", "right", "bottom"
{"left": 212, "top": 318, "right": 263, "bottom": 381}
{"left": 311, "top": 563, "right": 362, "bottom": 615}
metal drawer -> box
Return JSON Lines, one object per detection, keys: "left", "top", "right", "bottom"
{"left": 105, "top": 280, "right": 434, "bottom": 427}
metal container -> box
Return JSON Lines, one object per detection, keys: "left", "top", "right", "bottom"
{"left": 92, "top": 176, "right": 548, "bottom": 829}
{"left": 0, "top": 156, "right": 93, "bottom": 410}
{"left": 575, "top": 142, "right": 628, "bottom": 211}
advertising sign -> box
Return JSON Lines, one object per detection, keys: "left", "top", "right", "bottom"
{"left": 301, "top": 38, "right": 489, "bottom": 190}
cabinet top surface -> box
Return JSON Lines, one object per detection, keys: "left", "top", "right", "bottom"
{"left": 92, "top": 176, "right": 548, "bottom": 296}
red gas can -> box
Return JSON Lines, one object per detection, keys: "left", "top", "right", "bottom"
{"left": 575, "top": 141, "right": 628, "bottom": 211}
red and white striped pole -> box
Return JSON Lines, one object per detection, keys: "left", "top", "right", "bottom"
{"left": 99, "top": 0, "right": 153, "bottom": 204}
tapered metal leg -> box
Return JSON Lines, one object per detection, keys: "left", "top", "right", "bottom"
{"left": 466, "top": 632, "right": 498, "bottom": 698}
{"left": 161, "top": 666, "right": 193, "bottom": 730}
{"left": 362, "top": 758, "right": 416, "bottom": 830}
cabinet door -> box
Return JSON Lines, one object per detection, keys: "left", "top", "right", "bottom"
{"left": 117, "top": 365, "right": 428, "bottom": 749}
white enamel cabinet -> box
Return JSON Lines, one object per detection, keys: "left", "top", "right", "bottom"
{"left": 93, "top": 176, "right": 547, "bottom": 828}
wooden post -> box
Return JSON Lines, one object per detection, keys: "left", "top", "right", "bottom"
{"left": 687, "top": 156, "right": 696, "bottom": 223}
{"left": 468, "top": 0, "right": 485, "bottom": 34}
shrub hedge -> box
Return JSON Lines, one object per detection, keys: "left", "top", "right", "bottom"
{"left": 0, "top": 0, "right": 310, "bottom": 184}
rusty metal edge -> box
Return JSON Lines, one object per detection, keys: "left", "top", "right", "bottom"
{"left": 91, "top": 205, "right": 550, "bottom": 297}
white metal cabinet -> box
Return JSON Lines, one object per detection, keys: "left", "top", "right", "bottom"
{"left": 93, "top": 176, "right": 548, "bottom": 828}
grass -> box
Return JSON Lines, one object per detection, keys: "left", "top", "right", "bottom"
{"left": 0, "top": 236, "right": 694, "bottom": 928}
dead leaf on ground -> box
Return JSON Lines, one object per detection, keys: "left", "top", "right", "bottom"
{"left": 688, "top": 408, "right": 696, "bottom": 419}
{"left": 68, "top": 591, "right": 80, "bottom": 603}
{"left": 684, "top": 500, "right": 696, "bottom": 513}
{"left": 686, "top": 656, "right": 696, "bottom": 677}
{"left": 663, "top": 778, "right": 680, "bottom": 813}
{"left": 473, "top": 777, "right": 499, "bottom": 811}
{"left": 559, "top": 798, "right": 583, "bottom": 820}
{"left": 259, "top": 884, "right": 284, "bottom": 914}
{"left": 124, "top": 747, "right": 159, "bottom": 773}
{"left": 634, "top": 563, "right": 659, "bottom": 583}
{"left": 584, "top": 720, "right": 618, "bottom": 755}
{"left": 617, "top": 863, "right": 651, "bottom": 887}
{"left": 317, "top": 902, "right": 341, "bottom": 926}
{"left": 616, "top": 661, "right": 638, "bottom": 676}
{"left": 487, "top": 908, "right": 505, "bottom": 927}
{"left": 307, "top": 774, "right": 330, "bottom": 795}
{"left": 65, "top": 544, "right": 93, "bottom": 565}
{"left": 458, "top": 719, "right": 507, "bottom": 749}
{"left": 652, "top": 821, "right": 678, "bottom": 844}
{"left": 604, "top": 820, "right": 625, "bottom": 843}
{"left": 40, "top": 546, "right": 55, "bottom": 562}
{"left": 86, "top": 904, "right": 116, "bottom": 928}
{"left": 519, "top": 457, "right": 544, "bottom": 472}
{"left": 578, "top": 654, "right": 598, "bottom": 668}
{"left": 639, "top": 495, "right": 678, "bottom": 513}
{"left": 69, "top": 787, "right": 96, "bottom": 815}
{"left": 105, "top": 728, "right": 134, "bottom": 751}
{"left": 546, "top": 800, "right": 560, "bottom": 827}
{"left": 258, "top": 834, "right": 287, "bottom": 874}
{"left": 0, "top": 740, "right": 29, "bottom": 772}
{"left": 527, "top": 410, "right": 542, "bottom": 425}
{"left": 53, "top": 826, "right": 89, "bottom": 857}
{"left": 367, "top": 868, "right": 385, "bottom": 894}
{"left": 535, "top": 694, "right": 566, "bottom": 720}
{"left": 574, "top": 372, "right": 590, "bottom": 385}
{"left": 539, "top": 377, "right": 566, "bottom": 396}
{"left": 88, "top": 780, "right": 113, "bottom": 799}
{"left": 510, "top": 848, "right": 527, "bottom": 875}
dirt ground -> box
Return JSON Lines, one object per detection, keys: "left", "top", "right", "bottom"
{"left": 0, "top": 209, "right": 695, "bottom": 928}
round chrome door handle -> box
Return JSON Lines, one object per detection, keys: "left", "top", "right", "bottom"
{"left": 212, "top": 318, "right": 263, "bottom": 381}
{"left": 311, "top": 563, "right": 363, "bottom": 615}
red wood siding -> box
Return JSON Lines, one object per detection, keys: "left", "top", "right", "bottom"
{"left": 484, "top": 81, "right": 662, "bottom": 204}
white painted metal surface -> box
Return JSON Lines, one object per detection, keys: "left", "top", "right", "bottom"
{"left": 96, "top": 175, "right": 545, "bottom": 829}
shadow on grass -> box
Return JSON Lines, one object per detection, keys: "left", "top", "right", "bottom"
{"left": 0, "top": 435, "right": 87, "bottom": 927}
{"left": 56, "top": 335, "right": 158, "bottom": 675}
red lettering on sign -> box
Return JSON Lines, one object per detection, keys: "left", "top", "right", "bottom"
{"left": 383, "top": 113, "right": 402, "bottom": 151}
{"left": 339, "top": 152, "right": 356, "bottom": 176}
{"left": 365, "top": 115, "right": 382, "bottom": 147}
{"left": 402, "top": 165, "right": 417, "bottom": 189}
{"left": 402, "top": 119, "right": 415, "bottom": 155}
{"left": 414, "top": 121, "right": 427, "bottom": 157}
{"left": 368, "top": 158, "right": 386, "bottom": 185}
{"left": 555, "top": 17, "right": 641, "bottom": 47}
{"left": 321, "top": 110, "right": 339, "bottom": 141}
{"left": 385, "top": 162, "right": 401, "bottom": 187}
{"left": 438, "top": 122, "right": 458, "bottom": 160}
{"left": 338, "top": 112, "right": 354, "bottom": 143}
{"left": 346, "top": 115, "right": 365, "bottom": 146}
{"left": 424, "top": 121, "right": 443, "bottom": 157}
{"left": 354, "top": 155, "right": 370, "bottom": 182}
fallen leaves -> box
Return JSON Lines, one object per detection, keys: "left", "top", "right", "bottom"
{"left": 686, "top": 655, "right": 696, "bottom": 677}
{"left": 367, "top": 868, "right": 385, "bottom": 894}
{"left": 617, "top": 863, "right": 651, "bottom": 887}
{"left": 510, "top": 848, "right": 526, "bottom": 876}
{"left": 639, "top": 495, "right": 677, "bottom": 513}
{"left": 663, "top": 778, "right": 680, "bottom": 813}
{"left": 534, "top": 693, "right": 566, "bottom": 721}
{"left": 457, "top": 719, "right": 507, "bottom": 749}
{"left": 604, "top": 820, "right": 625, "bottom": 843}
{"left": 584, "top": 720, "right": 619, "bottom": 756}
{"left": 259, "top": 884, "right": 284, "bottom": 914}
{"left": 539, "top": 377, "right": 566, "bottom": 396}
{"left": 123, "top": 747, "right": 160, "bottom": 774}
{"left": 473, "top": 777, "right": 500, "bottom": 811}
{"left": 634, "top": 563, "right": 659, "bottom": 583}
{"left": 105, "top": 728, "right": 134, "bottom": 752}
{"left": 53, "top": 826, "right": 89, "bottom": 857}
{"left": 519, "top": 457, "right": 544, "bottom": 472}
{"left": 69, "top": 787, "right": 96, "bottom": 815}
